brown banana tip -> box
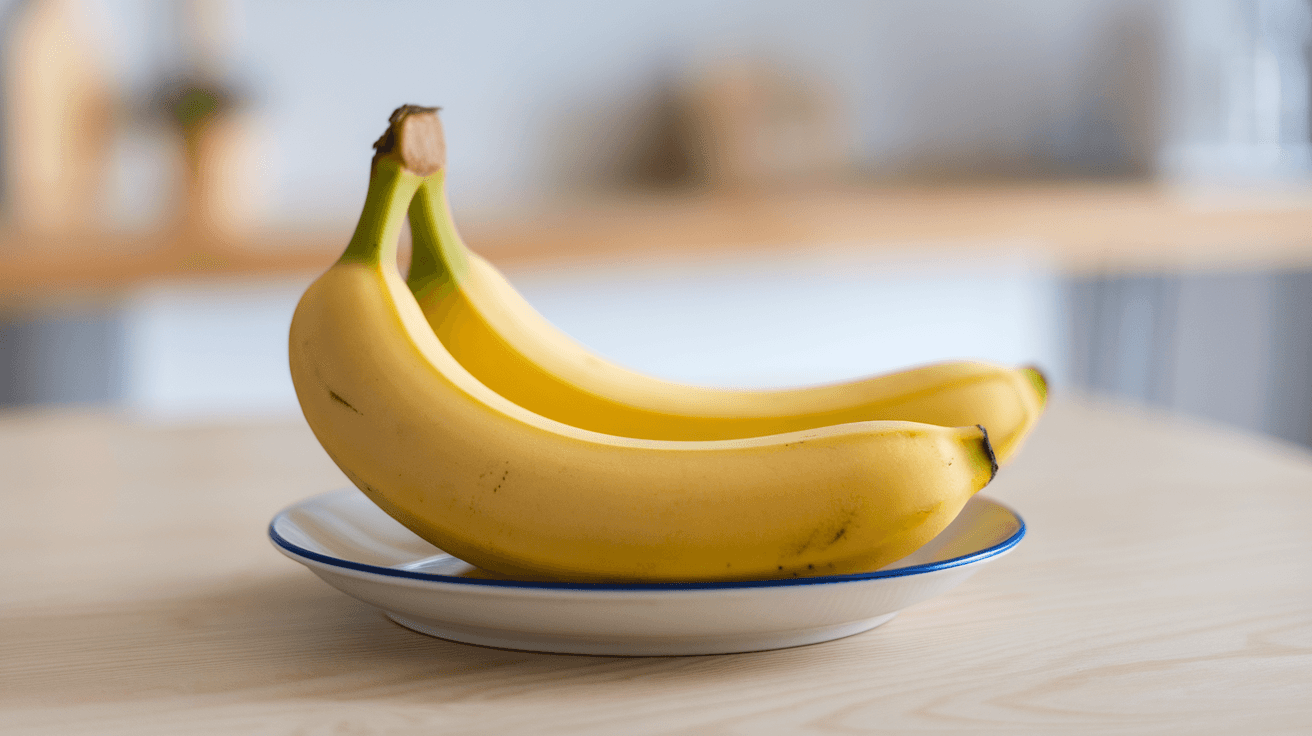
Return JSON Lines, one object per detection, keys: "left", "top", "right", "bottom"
{"left": 1022, "top": 365, "right": 1049, "bottom": 405}
{"left": 372, "top": 104, "right": 446, "bottom": 176}
{"left": 977, "top": 424, "right": 999, "bottom": 482}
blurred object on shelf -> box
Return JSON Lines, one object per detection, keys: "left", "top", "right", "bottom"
{"left": 153, "top": 0, "right": 266, "bottom": 241}
{"left": 1158, "top": 0, "right": 1312, "bottom": 181}
{"left": 641, "top": 58, "right": 854, "bottom": 191}
{"left": 2, "top": 0, "right": 118, "bottom": 236}
{"left": 1, "top": 0, "right": 265, "bottom": 250}
{"left": 155, "top": 79, "right": 264, "bottom": 240}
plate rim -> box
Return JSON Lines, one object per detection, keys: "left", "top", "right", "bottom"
{"left": 269, "top": 490, "right": 1026, "bottom": 592}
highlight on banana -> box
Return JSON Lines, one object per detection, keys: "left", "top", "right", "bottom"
{"left": 287, "top": 105, "right": 1043, "bottom": 583}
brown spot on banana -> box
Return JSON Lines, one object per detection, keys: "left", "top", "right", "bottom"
{"left": 787, "top": 507, "right": 861, "bottom": 558}
{"left": 977, "top": 424, "right": 999, "bottom": 480}
{"left": 327, "top": 389, "right": 362, "bottom": 415}
{"left": 337, "top": 462, "right": 381, "bottom": 499}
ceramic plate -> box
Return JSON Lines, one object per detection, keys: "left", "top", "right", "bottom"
{"left": 270, "top": 489, "right": 1025, "bottom": 656}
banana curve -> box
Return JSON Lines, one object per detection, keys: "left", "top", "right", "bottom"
{"left": 403, "top": 137, "right": 1045, "bottom": 460}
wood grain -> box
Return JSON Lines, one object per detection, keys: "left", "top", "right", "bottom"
{"left": 1, "top": 400, "right": 1310, "bottom": 734}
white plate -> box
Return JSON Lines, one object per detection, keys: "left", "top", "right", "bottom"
{"left": 270, "top": 489, "right": 1025, "bottom": 656}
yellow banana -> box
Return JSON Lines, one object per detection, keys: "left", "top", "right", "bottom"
{"left": 288, "top": 111, "right": 998, "bottom": 582}
{"left": 404, "top": 117, "right": 1045, "bottom": 462}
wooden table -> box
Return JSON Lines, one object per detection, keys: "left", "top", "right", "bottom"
{"left": 2, "top": 399, "right": 1310, "bottom": 734}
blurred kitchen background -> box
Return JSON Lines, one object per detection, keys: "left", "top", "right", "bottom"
{"left": 4, "top": 0, "right": 1312, "bottom": 448}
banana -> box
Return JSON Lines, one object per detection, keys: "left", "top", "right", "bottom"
{"left": 288, "top": 109, "right": 998, "bottom": 582}
{"left": 404, "top": 115, "right": 1046, "bottom": 462}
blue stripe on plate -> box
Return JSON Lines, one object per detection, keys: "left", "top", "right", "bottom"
{"left": 268, "top": 505, "right": 1025, "bottom": 592}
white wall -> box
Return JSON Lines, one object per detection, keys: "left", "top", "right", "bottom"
{"left": 507, "top": 253, "right": 1064, "bottom": 388}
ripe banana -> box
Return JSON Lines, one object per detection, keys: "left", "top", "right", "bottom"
{"left": 404, "top": 115, "right": 1046, "bottom": 462}
{"left": 288, "top": 110, "right": 998, "bottom": 582}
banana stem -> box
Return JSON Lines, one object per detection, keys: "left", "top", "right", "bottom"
{"left": 407, "top": 173, "right": 472, "bottom": 300}
{"left": 338, "top": 156, "right": 423, "bottom": 266}
{"left": 339, "top": 105, "right": 447, "bottom": 266}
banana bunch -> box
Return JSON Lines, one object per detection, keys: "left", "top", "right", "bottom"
{"left": 289, "top": 106, "right": 1042, "bottom": 583}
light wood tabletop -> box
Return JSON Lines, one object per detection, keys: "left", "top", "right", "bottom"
{"left": 2, "top": 398, "right": 1310, "bottom": 734}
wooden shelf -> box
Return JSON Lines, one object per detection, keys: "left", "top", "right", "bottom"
{"left": 6, "top": 180, "right": 1312, "bottom": 302}
{"left": 0, "top": 228, "right": 344, "bottom": 306}
{"left": 470, "top": 180, "right": 1312, "bottom": 274}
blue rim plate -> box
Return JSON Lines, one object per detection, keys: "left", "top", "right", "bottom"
{"left": 270, "top": 489, "right": 1027, "bottom": 654}
{"left": 270, "top": 489, "right": 1025, "bottom": 591}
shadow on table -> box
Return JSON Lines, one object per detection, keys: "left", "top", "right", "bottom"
{"left": 3, "top": 569, "right": 867, "bottom": 706}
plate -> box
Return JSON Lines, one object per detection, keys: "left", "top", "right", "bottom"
{"left": 269, "top": 489, "right": 1025, "bottom": 656}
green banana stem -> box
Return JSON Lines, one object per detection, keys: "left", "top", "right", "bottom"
{"left": 339, "top": 156, "right": 424, "bottom": 267}
{"left": 407, "top": 173, "right": 472, "bottom": 301}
